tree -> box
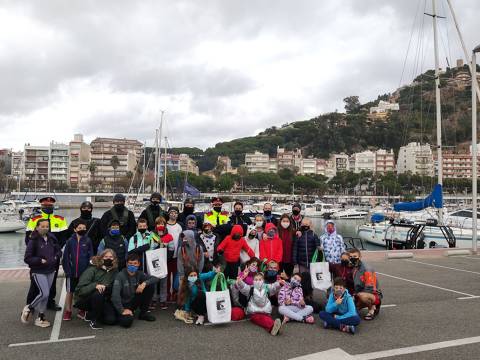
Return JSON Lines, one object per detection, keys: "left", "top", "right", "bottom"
{"left": 110, "top": 156, "right": 120, "bottom": 192}
{"left": 343, "top": 96, "right": 361, "bottom": 114}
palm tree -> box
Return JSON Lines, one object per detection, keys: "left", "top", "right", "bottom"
{"left": 110, "top": 156, "right": 120, "bottom": 192}
{"left": 88, "top": 161, "right": 97, "bottom": 192}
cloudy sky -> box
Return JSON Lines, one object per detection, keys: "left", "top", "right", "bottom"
{"left": 0, "top": 0, "right": 479, "bottom": 151}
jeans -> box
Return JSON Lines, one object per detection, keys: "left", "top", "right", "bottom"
{"left": 278, "top": 305, "right": 314, "bottom": 322}
{"left": 319, "top": 311, "right": 361, "bottom": 329}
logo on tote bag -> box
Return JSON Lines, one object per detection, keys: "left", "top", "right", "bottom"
{"left": 216, "top": 298, "right": 226, "bottom": 312}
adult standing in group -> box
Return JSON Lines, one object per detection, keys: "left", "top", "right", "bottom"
{"left": 292, "top": 218, "right": 321, "bottom": 273}
{"left": 100, "top": 194, "right": 136, "bottom": 240}
{"left": 277, "top": 214, "right": 295, "bottom": 277}
{"left": 229, "top": 201, "right": 252, "bottom": 236}
{"left": 204, "top": 197, "right": 230, "bottom": 239}
{"left": 289, "top": 203, "right": 304, "bottom": 233}
{"left": 139, "top": 192, "right": 165, "bottom": 231}
{"left": 178, "top": 198, "right": 203, "bottom": 229}
{"left": 25, "top": 195, "right": 68, "bottom": 311}
{"left": 262, "top": 202, "right": 278, "bottom": 227}
{"left": 67, "top": 201, "right": 102, "bottom": 253}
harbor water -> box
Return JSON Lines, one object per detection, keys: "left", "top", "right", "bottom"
{"left": 0, "top": 209, "right": 381, "bottom": 268}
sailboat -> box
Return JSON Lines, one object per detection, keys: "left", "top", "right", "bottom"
{"left": 357, "top": 0, "right": 480, "bottom": 249}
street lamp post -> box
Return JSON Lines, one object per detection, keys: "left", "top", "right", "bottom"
{"left": 472, "top": 44, "right": 480, "bottom": 253}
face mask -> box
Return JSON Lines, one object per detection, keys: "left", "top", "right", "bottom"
{"left": 80, "top": 209, "right": 92, "bottom": 219}
{"left": 184, "top": 207, "right": 194, "bottom": 215}
{"left": 341, "top": 259, "right": 350, "bottom": 267}
{"left": 42, "top": 206, "right": 54, "bottom": 215}
{"left": 103, "top": 258, "right": 113, "bottom": 267}
{"left": 204, "top": 228, "right": 212, "bottom": 235}
{"left": 253, "top": 280, "right": 264, "bottom": 289}
{"left": 188, "top": 276, "right": 197, "bottom": 283}
{"left": 77, "top": 229, "right": 87, "bottom": 236}
{"left": 255, "top": 221, "right": 263, "bottom": 228}
{"left": 248, "top": 233, "right": 255, "bottom": 239}
{"left": 334, "top": 289, "right": 344, "bottom": 297}
{"left": 292, "top": 209, "right": 300, "bottom": 216}
{"left": 290, "top": 279, "right": 301, "bottom": 288}
{"left": 37, "top": 228, "right": 49, "bottom": 236}
{"left": 263, "top": 210, "right": 271, "bottom": 217}
{"left": 110, "top": 229, "right": 120, "bottom": 236}
{"left": 168, "top": 213, "right": 178, "bottom": 221}
{"left": 350, "top": 258, "right": 360, "bottom": 267}
{"left": 114, "top": 203, "right": 125, "bottom": 211}
{"left": 232, "top": 234, "right": 241, "bottom": 240}
{"left": 138, "top": 228, "right": 147, "bottom": 234}
{"left": 127, "top": 264, "right": 138, "bottom": 273}
{"left": 213, "top": 206, "right": 222, "bottom": 213}
{"left": 151, "top": 201, "right": 160, "bottom": 208}
{"left": 156, "top": 225, "right": 165, "bottom": 233}
{"left": 267, "top": 230, "right": 276, "bottom": 238}
{"left": 301, "top": 225, "right": 310, "bottom": 232}
{"left": 281, "top": 222, "right": 290, "bottom": 229}
{"left": 327, "top": 226, "right": 335, "bottom": 234}
{"left": 234, "top": 210, "right": 243, "bottom": 216}
{"left": 249, "top": 265, "right": 257, "bottom": 273}
{"left": 265, "top": 270, "right": 277, "bottom": 280}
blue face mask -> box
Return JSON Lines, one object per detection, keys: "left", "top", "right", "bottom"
{"left": 110, "top": 229, "right": 120, "bottom": 236}
{"left": 127, "top": 264, "right": 138, "bottom": 273}
{"left": 188, "top": 276, "right": 197, "bottom": 283}
{"left": 290, "top": 279, "right": 301, "bottom": 288}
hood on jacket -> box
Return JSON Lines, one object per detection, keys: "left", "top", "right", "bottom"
{"left": 185, "top": 214, "right": 197, "bottom": 227}
{"left": 247, "top": 224, "right": 257, "bottom": 236}
{"left": 324, "top": 220, "right": 337, "bottom": 236}
{"left": 265, "top": 223, "right": 278, "bottom": 237}
{"left": 181, "top": 230, "right": 197, "bottom": 247}
{"left": 230, "top": 224, "right": 244, "bottom": 237}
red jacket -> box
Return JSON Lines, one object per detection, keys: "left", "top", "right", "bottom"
{"left": 217, "top": 225, "right": 254, "bottom": 263}
{"left": 259, "top": 223, "right": 283, "bottom": 263}
{"left": 278, "top": 226, "right": 294, "bottom": 264}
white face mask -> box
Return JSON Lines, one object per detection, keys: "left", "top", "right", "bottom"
{"left": 253, "top": 280, "right": 264, "bottom": 289}
{"left": 255, "top": 221, "right": 263, "bottom": 228}
{"left": 281, "top": 222, "right": 290, "bottom": 229}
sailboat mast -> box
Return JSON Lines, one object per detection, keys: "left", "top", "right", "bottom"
{"left": 432, "top": 0, "right": 443, "bottom": 224}
{"left": 163, "top": 136, "right": 167, "bottom": 200}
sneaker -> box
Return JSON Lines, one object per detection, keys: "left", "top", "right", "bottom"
{"left": 349, "top": 325, "right": 356, "bottom": 335}
{"left": 89, "top": 320, "right": 102, "bottom": 330}
{"left": 34, "top": 316, "right": 51, "bottom": 328}
{"left": 185, "top": 312, "right": 194, "bottom": 321}
{"left": 139, "top": 312, "right": 156, "bottom": 322}
{"left": 323, "top": 321, "right": 329, "bottom": 329}
{"left": 174, "top": 310, "right": 193, "bottom": 324}
{"left": 21, "top": 305, "right": 32, "bottom": 324}
{"left": 149, "top": 300, "right": 157, "bottom": 310}
{"left": 195, "top": 315, "right": 205, "bottom": 325}
{"left": 282, "top": 316, "right": 290, "bottom": 325}
{"left": 270, "top": 318, "right": 282, "bottom": 336}
{"left": 47, "top": 302, "right": 62, "bottom": 311}
{"left": 304, "top": 315, "right": 315, "bottom": 324}
{"left": 63, "top": 310, "right": 72, "bottom": 321}
{"left": 159, "top": 302, "right": 168, "bottom": 310}
{"left": 77, "top": 310, "right": 86, "bottom": 320}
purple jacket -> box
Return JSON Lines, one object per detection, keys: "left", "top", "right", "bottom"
{"left": 24, "top": 232, "right": 62, "bottom": 274}
{"left": 278, "top": 284, "right": 305, "bottom": 307}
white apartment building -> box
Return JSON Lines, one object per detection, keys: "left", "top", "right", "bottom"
{"left": 49, "top": 142, "right": 69, "bottom": 185}
{"left": 352, "top": 150, "right": 376, "bottom": 173}
{"left": 245, "top": 151, "right": 270, "bottom": 173}
{"left": 397, "top": 142, "right": 434, "bottom": 176}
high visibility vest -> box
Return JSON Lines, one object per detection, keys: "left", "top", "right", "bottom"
{"left": 26, "top": 210, "right": 68, "bottom": 233}
{"left": 203, "top": 209, "right": 229, "bottom": 227}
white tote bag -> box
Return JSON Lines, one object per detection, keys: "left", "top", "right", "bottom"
{"left": 310, "top": 250, "right": 332, "bottom": 291}
{"left": 206, "top": 273, "right": 232, "bottom": 324}
{"left": 145, "top": 247, "right": 168, "bottom": 279}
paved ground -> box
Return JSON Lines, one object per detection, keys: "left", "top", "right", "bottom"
{"left": 2, "top": 254, "right": 480, "bottom": 360}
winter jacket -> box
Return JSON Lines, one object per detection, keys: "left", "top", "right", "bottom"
{"left": 240, "top": 236, "right": 260, "bottom": 263}
{"left": 24, "top": 232, "right": 62, "bottom": 274}
{"left": 352, "top": 261, "right": 382, "bottom": 298}
{"left": 217, "top": 225, "right": 255, "bottom": 263}
{"left": 278, "top": 226, "right": 294, "bottom": 264}
{"left": 74, "top": 257, "right": 118, "bottom": 301}
{"left": 139, "top": 205, "right": 166, "bottom": 231}
{"left": 97, "top": 234, "right": 129, "bottom": 269}
{"left": 182, "top": 270, "right": 216, "bottom": 312}
{"left": 177, "top": 230, "right": 205, "bottom": 276}
{"left": 128, "top": 230, "right": 152, "bottom": 272}
{"left": 325, "top": 289, "right": 358, "bottom": 320}
{"left": 66, "top": 215, "right": 102, "bottom": 253}
{"left": 62, "top": 234, "right": 94, "bottom": 278}
{"left": 289, "top": 214, "right": 304, "bottom": 232}
{"left": 237, "top": 279, "right": 281, "bottom": 315}
{"left": 292, "top": 229, "right": 321, "bottom": 268}
{"left": 259, "top": 223, "right": 283, "bottom": 263}
{"left": 112, "top": 268, "right": 159, "bottom": 313}
{"left": 199, "top": 232, "right": 220, "bottom": 262}
{"left": 330, "top": 263, "right": 355, "bottom": 295}
{"left": 228, "top": 213, "right": 252, "bottom": 237}
{"left": 278, "top": 283, "right": 305, "bottom": 307}
{"left": 320, "top": 221, "right": 345, "bottom": 264}
{"left": 100, "top": 206, "right": 137, "bottom": 239}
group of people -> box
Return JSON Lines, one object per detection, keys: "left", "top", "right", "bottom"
{"left": 21, "top": 194, "right": 382, "bottom": 335}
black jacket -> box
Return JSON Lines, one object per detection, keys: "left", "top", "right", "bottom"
{"left": 24, "top": 232, "right": 62, "bottom": 274}
{"left": 228, "top": 214, "right": 252, "bottom": 237}
{"left": 139, "top": 205, "right": 166, "bottom": 231}
{"left": 67, "top": 216, "right": 102, "bottom": 253}
{"left": 100, "top": 207, "right": 136, "bottom": 239}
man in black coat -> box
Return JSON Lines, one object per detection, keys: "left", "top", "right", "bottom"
{"left": 139, "top": 192, "right": 165, "bottom": 231}
{"left": 228, "top": 201, "right": 252, "bottom": 236}
{"left": 67, "top": 201, "right": 103, "bottom": 253}
{"left": 178, "top": 198, "right": 203, "bottom": 230}
{"left": 100, "top": 194, "right": 136, "bottom": 240}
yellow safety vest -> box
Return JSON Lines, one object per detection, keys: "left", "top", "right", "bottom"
{"left": 203, "top": 209, "right": 229, "bottom": 227}
{"left": 26, "top": 210, "right": 68, "bottom": 233}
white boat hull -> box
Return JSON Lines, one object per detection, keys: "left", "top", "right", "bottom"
{"left": 357, "top": 223, "right": 479, "bottom": 249}
{"left": 0, "top": 219, "right": 25, "bottom": 233}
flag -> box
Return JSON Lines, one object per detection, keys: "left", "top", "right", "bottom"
{"left": 184, "top": 181, "right": 200, "bottom": 196}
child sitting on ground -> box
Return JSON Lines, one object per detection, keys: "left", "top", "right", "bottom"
{"left": 319, "top": 277, "right": 360, "bottom": 334}
{"left": 236, "top": 272, "right": 284, "bottom": 336}
{"left": 231, "top": 257, "right": 260, "bottom": 308}
{"left": 278, "top": 273, "right": 315, "bottom": 324}
{"left": 175, "top": 266, "right": 221, "bottom": 325}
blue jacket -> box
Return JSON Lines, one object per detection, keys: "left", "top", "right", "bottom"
{"left": 62, "top": 234, "right": 94, "bottom": 278}
{"left": 292, "top": 229, "right": 321, "bottom": 268}
{"left": 325, "top": 289, "right": 358, "bottom": 320}
{"left": 184, "top": 271, "right": 216, "bottom": 312}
